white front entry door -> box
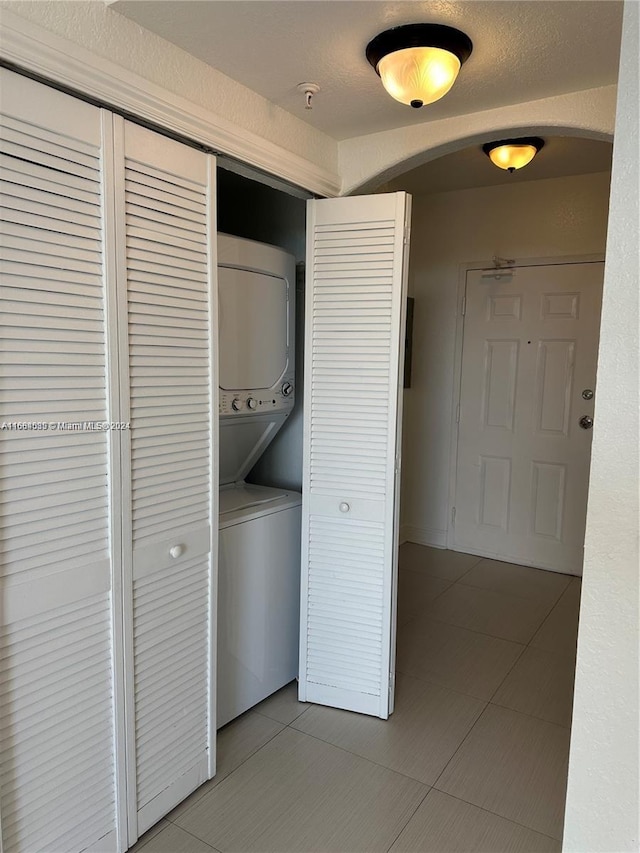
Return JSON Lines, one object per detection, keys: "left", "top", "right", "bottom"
{"left": 453, "top": 262, "right": 603, "bottom": 575}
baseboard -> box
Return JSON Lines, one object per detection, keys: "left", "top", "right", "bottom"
{"left": 401, "top": 525, "right": 448, "bottom": 549}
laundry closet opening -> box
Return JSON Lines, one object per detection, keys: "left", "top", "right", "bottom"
{"left": 215, "top": 164, "right": 308, "bottom": 728}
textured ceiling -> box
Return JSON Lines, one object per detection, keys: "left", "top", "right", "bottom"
{"left": 112, "top": 0, "right": 623, "bottom": 141}
{"left": 385, "top": 136, "right": 613, "bottom": 195}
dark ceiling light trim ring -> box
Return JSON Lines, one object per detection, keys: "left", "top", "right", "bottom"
{"left": 482, "top": 137, "right": 546, "bottom": 157}
{"left": 366, "top": 24, "right": 473, "bottom": 73}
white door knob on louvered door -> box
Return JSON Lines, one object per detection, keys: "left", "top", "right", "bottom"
{"left": 339, "top": 502, "right": 351, "bottom": 513}
{"left": 169, "top": 545, "right": 185, "bottom": 559}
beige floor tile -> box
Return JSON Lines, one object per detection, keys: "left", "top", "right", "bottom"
{"left": 291, "top": 672, "right": 485, "bottom": 785}
{"left": 128, "top": 821, "right": 170, "bottom": 853}
{"left": 254, "top": 680, "right": 309, "bottom": 725}
{"left": 174, "top": 727, "right": 427, "bottom": 852}
{"left": 391, "top": 789, "right": 561, "bottom": 852}
{"left": 397, "top": 568, "right": 453, "bottom": 625}
{"left": 460, "top": 559, "right": 572, "bottom": 607}
{"left": 136, "top": 822, "right": 219, "bottom": 852}
{"left": 400, "top": 543, "right": 481, "bottom": 581}
{"left": 167, "top": 710, "right": 284, "bottom": 821}
{"left": 397, "top": 617, "right": 524, "bottom": 700}
{"left": 493, "top": 646, "right": 576, "bottom": 727}
{"left": 425, "top": 583, "right": 552, "bottom": 643}
{"left": 531, "top": 579, "right": 582, "bottom": 657}
{"left": 436, "top": 705, "right": 571, "bottom": 839}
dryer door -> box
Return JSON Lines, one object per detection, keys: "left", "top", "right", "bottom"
{"left": 299, "top": 192, "right": 411, "bottom": 719}
{"left": 218, "top": 267, "right": 288, "bottom": 391}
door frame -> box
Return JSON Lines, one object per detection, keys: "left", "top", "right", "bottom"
{"left": 446, "top": 252, "right": 605, "bottom": 556}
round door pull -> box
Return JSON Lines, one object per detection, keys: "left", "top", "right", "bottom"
{"left": 339, "top": 502, "right": 351, "bottom": 513}
{"left": 169, "top": 544, "right": 185, "bottom": 559}
{"left": 579, "top": 415, "right": 594, "bottom": 430}
{"left": 582, "top": 388, "right": 594, "bottom": 400}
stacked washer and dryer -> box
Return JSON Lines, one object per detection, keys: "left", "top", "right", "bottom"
{"left": 216, "top": 233, "right": 302, "bottom": 728}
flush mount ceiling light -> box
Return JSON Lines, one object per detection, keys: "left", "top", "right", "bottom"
{"left": 366, "top": 24, "right": 473, "bottom": 108}
{"left": 482, "top": 137, "right": 545, "bottom": 173}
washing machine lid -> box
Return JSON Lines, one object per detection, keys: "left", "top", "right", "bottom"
{"left": 219, "top": 413, "right": 288, "bottom": 485}
{"left": 219, "top": 482, "right": 302, "bottom": 527}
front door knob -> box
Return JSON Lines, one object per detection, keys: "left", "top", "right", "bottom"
{"left": 579, "top": 415, "right": 594, "bottom": 430}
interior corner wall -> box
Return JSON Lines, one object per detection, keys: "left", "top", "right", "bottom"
{"left": 563, "top": 1, "right": 640, "bottom": 848}
{"left": 401, "top": 171, "right": 611, "bottom": 547}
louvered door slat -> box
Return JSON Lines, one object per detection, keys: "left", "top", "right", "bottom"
{"left": 300, "top": 193, "right": 410, "bottom": 719}
{"left": 117, "top": 119, "right": 215, "bottom": 840}
{"left": 0, "top": 69, "right": 120, "bottom": 853}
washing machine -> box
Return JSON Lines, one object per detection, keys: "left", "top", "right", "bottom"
{"left": 217, "top": 233, "right": 301, "bottom": 728}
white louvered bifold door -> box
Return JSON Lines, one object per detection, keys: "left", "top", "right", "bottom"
{"left": 299, "top": 193, "right": 411, "bottom": 719}
{"left": 113, "top": 118, "right": 217, "bottom": 840}
{"left": 0, "top": 70, "right": 123, "bottom": 852}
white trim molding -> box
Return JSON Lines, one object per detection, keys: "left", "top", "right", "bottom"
{"left": 0, "top": 8, "right": 341, "bottom": 198}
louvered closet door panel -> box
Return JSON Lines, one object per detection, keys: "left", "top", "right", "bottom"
{"left": 300, "top": 193, "right": 411, "bottom": 719}
{"left": 116, "top": 119, "right": 216, "bottom": 838}
{"left": 0, "top": 69, "right": 120, "bottom": 853}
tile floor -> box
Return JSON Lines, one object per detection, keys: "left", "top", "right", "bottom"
{"left": 132, "top": 544, "right": 581, "bottom": 853}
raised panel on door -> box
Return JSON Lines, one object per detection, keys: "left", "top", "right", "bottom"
{"left": 299, "top": 193, "right": 411, "bottom": 719}
{"left": 0, "top": 69, "right": 122, "bottom": 853}
{"left": 454, "top": 263, "right": 603, "bottom": 574}
{"left": 114, "top": 118, "right": 217, "bottom": 840}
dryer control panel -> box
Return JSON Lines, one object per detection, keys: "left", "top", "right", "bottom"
{"left": 219, "top": 377, "right": 295, "bottom": 418}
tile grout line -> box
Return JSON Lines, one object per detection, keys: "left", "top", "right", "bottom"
{"left": 427, "top": 698, "right": 567, "bottom": 844}
{"left": 166, "top": 721, "right": 287, "bottom": 825}
{"left": 283, "top": 721, "right": 435, "bottom": 789}
{"left": 528, "top": 579, "right": 581, "bottom": 651}
{"left": 394, "top": 662, "right": 504, "bottom": 704}
{"left": 383, "top": 785, "right": 432, "bottom": 853}
{"left": 427, "top": 698, "right": 491, "bottom": 792}
{"left": 398, "top": 611, "right": 529, "bottom": 651}
{"left": 167, "top": 822, "right": 222, "bottom": 852}
{"left": 488, "top": 696, "right": 572, "bottom": 730}
{"left": 254, "top": 705, "right": 309, "bottom": 726}
{"left": 455, "top": 575, "right": 573, "bottom": 607}
{"left": 428, "top": 788, "right": 564, "bottom": 844}
{"left": 426, "top": 580, "right": 565, "bottom": 646}
{"left": 131, "top": 819, "right": 169, "bottom": 852}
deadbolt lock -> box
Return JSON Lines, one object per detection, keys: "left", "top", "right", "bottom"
{"left": 582, "top": 389, "right": 594, "bottom": 400}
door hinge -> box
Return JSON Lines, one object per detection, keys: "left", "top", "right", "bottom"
{"left": 403, "top": 225, "right": 410, "bottom": 245}
{"left": 461, "top": 297, "right": 466, "bottom": 316}
{"left": 451, "top": 506, "right": 456, "bottom": 526}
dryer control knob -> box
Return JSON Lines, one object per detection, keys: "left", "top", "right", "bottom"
{"left": 231, "top": 398, "right": 242, "bottom": 411}
{"left": 247, "top": 397, "right": 257, "bottom": 410}
{"left": 281, "top": 381, "right": 293, "bottom": 397}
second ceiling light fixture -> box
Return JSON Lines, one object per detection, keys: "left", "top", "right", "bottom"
{"left": 366, "top": 23, "right": 473, "bottom": 108}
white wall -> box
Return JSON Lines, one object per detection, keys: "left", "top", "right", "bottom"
{"left": 0, "top": 1, "right": 338, "bottom": 183}
{"left": 563, "top": 2, "right": 640, "bottom": 849}
{"left": 400, "top": 171, "right": 612, "bottom": 546}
